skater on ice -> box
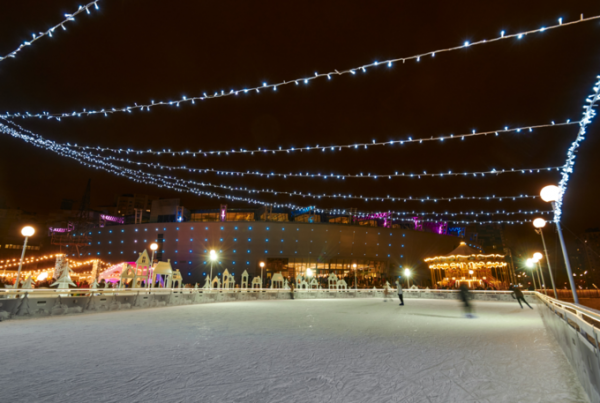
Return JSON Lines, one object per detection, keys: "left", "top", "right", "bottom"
{"left": 511, "top": 286, "right": 533, "bottom": 309}
{"left": 459, "top": 283, "right": 475, "bottom": 318}
{"left": 396, "top": 280, "right": 404, "bottom": 306}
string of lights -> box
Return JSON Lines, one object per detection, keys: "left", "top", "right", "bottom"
{"left": 64, "top": 121, "right": 575, "bottom": 157}
{"left": 0, "top": 255, "right": 109, "bottom": 270}
{"left": 3, "top": 14, "right": 598, "bottom": 120}
{"left": 2, "top": 120, "right": 543, "bottom": 212}
{"left": 393, "top": 210, "right": 553, "bottom": 218}
{"left": 0, "top": 1, "right": 101, "bottom": 63}
{"left": 394, "top": 217, "right": 551, "bottom": 225}
{"left": 555, "top": 75, "right": 600, "bottom": 222}
{"left": 89, "top": 152, "right": 565, "bottom": 180}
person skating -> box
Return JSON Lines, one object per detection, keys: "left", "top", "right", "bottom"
{"left": 396, "top": 280, "right": 404, "bottom": 306}
{"left": 459, "top": 284, "right": 475, "bottom": 318}
{"left": 511, "top": 286, "right": 533, "bottom": 309}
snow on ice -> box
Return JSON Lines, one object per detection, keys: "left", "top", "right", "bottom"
{"left": 0, "top": 298, "right": 589, "bottom": 402}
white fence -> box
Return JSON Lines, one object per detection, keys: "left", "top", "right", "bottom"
{"left": 536, "top": 292, "right": 600, "bottom": 403}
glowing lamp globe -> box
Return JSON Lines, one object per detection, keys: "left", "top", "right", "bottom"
{"left": 209, "top": 250, "right": 217, "bottom": 261}
{"left": 404, "top": 268, "right": 411, "bottom": 277}
{"left": 306, "top": 268, "right": 313, "bottom": 277}
{"left": 533, "top": 252, "right": 543, "bottom": 261}
{"left": 21, "top": 226, "right": 35, "bottom": 237}
{"left": 259, "top": 262, "right": 265, "bottom": 268}
{"left": 533, "top": 218, "right": 546, "bottom": 228}
{"left": 150, "top": 243, "right": 158, "bottom": 251}
{"left": 540, "top": 185, "right": 560, "bottom": 202}
{"left": 526, "top": 258, "right": 534, "bottom": 268}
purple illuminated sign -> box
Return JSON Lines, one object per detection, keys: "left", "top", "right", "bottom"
{"left": 100, "top": 214, "right": 125, "bottom": 224}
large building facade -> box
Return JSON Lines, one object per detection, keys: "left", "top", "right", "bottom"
{"left": 85, "top": 221, "right": 468, "bottom": 286}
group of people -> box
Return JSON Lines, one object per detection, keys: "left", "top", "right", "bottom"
{"left": 383, "top": 282, "right": 533, "bottom": 318}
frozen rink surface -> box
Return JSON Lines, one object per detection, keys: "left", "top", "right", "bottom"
{"left": 0, "top": 298, "right": 589, "bottom": 403}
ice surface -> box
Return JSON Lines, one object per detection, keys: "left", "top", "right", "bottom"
{"left": 0, "top": 298, "right": 589, "bottom": 403}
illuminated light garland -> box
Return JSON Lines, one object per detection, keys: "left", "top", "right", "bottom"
{"left": 65, "top": 121, "right": 576, "bottom": 157}
{"left": 87, "top": 152, "right": 565, "bottom": 180}
{"left": 392, "top": 210, "right": 553, "bottom": 218}
{"left": 0, "top": 255, "right": 109, "bottom": 270}
{"left": 555, "top": 75, "right": 600, "bottom": 222}
{"left": 2, "top": 120, "right": 541, "bottom": 208}
{"left": 0, "top": 1, "right": 101, "bottom": 63}
{"left": 393, "top": 217, "right": 553, "bottom": 225}
{"left": 4, "top": 14, "right": 599, "bottom": 120}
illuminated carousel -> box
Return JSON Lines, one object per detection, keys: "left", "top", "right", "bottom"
{"left": 424, "top": 242, "right": 509, "bottom": 289}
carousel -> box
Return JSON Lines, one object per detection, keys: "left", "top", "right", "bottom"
{"left": 424, "top": 242, "right": 509, "bottom": 290}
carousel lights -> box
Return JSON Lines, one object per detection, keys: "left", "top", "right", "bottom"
{"left": 4, "top": 14, "right": 599, "bottom": 120}
{"left": 0, "top": 1, "right": 101, "bottom": 63}
{"left": 62, "top": 121, "right": 575, "bottom": 157}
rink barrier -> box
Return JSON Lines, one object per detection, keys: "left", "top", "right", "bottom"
{"left": 536, "top": 292, "right": 600, "bottom": 403}
{"left": 0, "top": 287, "right": 536, "bottom": 321}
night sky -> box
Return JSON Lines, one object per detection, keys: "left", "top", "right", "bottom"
{"left": 1, "top": 0, "right": 599, "bottom": 251}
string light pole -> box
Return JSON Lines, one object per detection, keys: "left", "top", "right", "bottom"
{"left": 540, "top": 185, "right": 579, "bottom": 304}
{"left": 14, "top": 226, "right": 35, "bottom": 289}
{"left": 533, "top": 218, "right": 557, "bottom": 298}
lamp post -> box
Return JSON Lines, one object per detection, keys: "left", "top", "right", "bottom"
{"left": 540, "top": 185, "right": 579, "bottom": 304}
{"left": 147, "top": 243, "right": 158, "bottom": 288}
{"left": 353, "top": 263, "right": 357, "bottom": 291}
{"left": 532, "top": 252, "right": 546, "bottom": 292}
{"left": 533, "top": 218, "right": 557, "bottom": 298}
{"left": 15, "top": 226, "right": 35, "bottom": 290}
{"left": 260, "top": 261, "right": 265, "bottom": 289}
{"left": 404, "top": 268, "right": 411, "bottom": 288}
{"left": 526, "top": 259, "right": 537, "bottom": 290}
{"left": 209, "top": 250, "right": 217, "bottom": 290}
{"left": 306, "top": 267, "right": 313, "bottom": 292}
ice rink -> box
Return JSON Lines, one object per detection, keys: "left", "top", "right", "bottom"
{"left": 0, "top": 298, "right": 589, "bottom": 403}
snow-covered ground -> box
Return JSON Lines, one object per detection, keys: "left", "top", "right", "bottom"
{"left": 0, "top": 298, "right": 589, "bottom": 403}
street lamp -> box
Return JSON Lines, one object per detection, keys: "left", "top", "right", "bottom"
{"left": 533, "top": 218, "right": 557, "bottom": 298}
{"left": 209, "top": 250, "right": 217, "bottom": 289}
{"left": 147, "top": 243, "right": 159, "bottom": 288}
{"left": 353, "top": 263, "right": 357, "bottom": 291}
{"left": 15, "top": 226, "right": 35, "bottom": 289}
{"left": 526, "top": 258, "right": 537, "bottom": 290}
{"left": 540, "top": 185, "right": 578, "bottom": 304}
{"left": 532, "top": 252, "right": 545, "bottom": 291}
{"left": 404, "top": 268, "right": 411, "bottom": 288}
{"left": 259, "top": 261, "right": 265, "bottom": 289}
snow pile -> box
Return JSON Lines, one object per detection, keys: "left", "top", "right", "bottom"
{"left": 0, "top": 299, "right": 588, "bottom": 402}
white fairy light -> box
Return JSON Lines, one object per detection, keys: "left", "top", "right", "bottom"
{"left": 0, "top": 1, "right": 101, "bottom": 63}
{"left": 3, "top": 14, "right": 599, "bottom": 120}
{"left": 64, "top": 121, "right": 575, "bottom": 157}
{"left": 554, "top": 75, "right": 600, "bottom": 222}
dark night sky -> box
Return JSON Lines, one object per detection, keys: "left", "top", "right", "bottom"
{"left": 1, "top": 0, "right": 599, "bottom": 254}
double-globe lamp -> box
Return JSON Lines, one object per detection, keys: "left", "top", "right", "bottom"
{"left": 14, "top": 226, "right": 35, "bottom": 289}
{"left": 538, "top": 185, "right": 578, "bottom": 303}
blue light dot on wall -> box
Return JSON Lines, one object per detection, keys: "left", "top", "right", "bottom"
{"left": 190, "top": 239, "right": 193, "bottom": 241}
{"left": 164, "top": 228, "right": 166, "bottom": 231}
{"left": 176, "top": 239, "right": 178, "bottom": 242}
{"left": 97, "top": 252, "right": 100, "bottom": 255}
{"left": 109, "top": 252, "right": 111, "bottom": 254}
{"left": 188, "top": 272, "right": 191, "bottom": 275}
{"left": 176, "top": 227, "right": 179, "bottom": 231}
{"left": 109, "top": 230, "right": 112, "bottom": 233}
{"left": 135, "top": 229, "right": 138, "bottom": 232}
{"left": 189, "top": 250, "right": 192, "bottom": 253}
{"left": 233, "top": 250, "right": 236, "bottom": 253}
{"left": 401, "top": 255, "right": 404, "bottom": 258}
{"left": 267, "top": 227, "right": 270, "bottom": 230}
{"left": 221, "top": 227, "right": 224, "bottom": 230}
{"left": 220, "top": 238, "right": 223, "bottom": 242}
{"left": 203, "top": 262, "right": 206, "bottom": 265}
{"left": 247, "top": 250, "right": 250, "bottom": 253}
{"left": 203, "top": 272, "right": 206, "bottom": 275}
{"left": 188, "top": 262, "right": 192, "bottom": 265}
{"left": 205, "top": 227, "right": 208, "bottom": 230}
{"left": 175, "top": 250, "right": 178, "bottom": 253}
{"left": 233, "top": 262, "right": 236, "bottom": 264}
{"left": 121, "top": 230, "right": 124, "bottom": 233}
{"left": 205, "top": 239, "right": 208, "bottom": 242}
{"left": 235, "top": 227, "right": 238, "bottom": 230}
{"left": 191, "top": 227, "right": 194, "bottom": 230}
{"left": 402, "top": 245, "right": 404, "bottom": 247}
{"left": 246, "top": 262, "right": 249, "bottom": 265}
{"left": 265, "top": 250, "right": 268, "bottom": 253}
{"left": 249, "top": 227, "right": 252, "bottom": 230}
